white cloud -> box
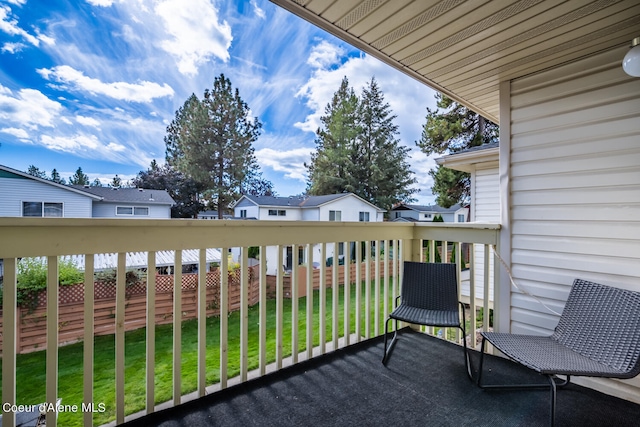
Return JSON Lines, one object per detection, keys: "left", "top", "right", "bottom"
{"left": 251, "top": 0, "right": 266, "bottom": 19}
{"left": 37, "top": 65, "right": 174, "bottom": 103}
{"left": 76, "top": 115, "right": 101, "bottom": 128}
{"left": 155, "top": 0, "right": 232, "bottom": 76}
{"left": 6, "top": 0, "right": 27, "bottom": 5}
{"left": 306, "top": 40, "right": 344, "bottom": 69}
{"left": 0, "top": 4, "right": 40, "bottom": 46}
{"left": 41, "top": 133, "right": 100, "bottom": 152}
{"left": 1, "top": 127, "right": 29, "bottom": 139}
{"left": 256, "top": 147, "right": 312, "bottom": 183}
{"left": 106, "top": 142, "right": 126, "bottom": 152}
{"left": 0, "top": 87, "right": 63, "bottom": 129}
{"left": 2, "top": 41, "right": 25, "bottom": 53}
{"left": 86, "top": 0, "right": 114, "bottom": 6}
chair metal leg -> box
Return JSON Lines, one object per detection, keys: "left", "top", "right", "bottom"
{"left": 382, "top": 317, "right": 398, "bottom": 365}
{"left": 459, "top": 303, "right": 474, "bottom": 381}
{"left": 477, "top": 337, "right": 565, "bottom": 426}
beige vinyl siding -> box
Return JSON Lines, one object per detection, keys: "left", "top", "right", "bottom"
{"left": 508, "top": 46, "right": 640, "bottom": 401}
{"left": 471, "top": 166, "right": 499, "bottom": 303}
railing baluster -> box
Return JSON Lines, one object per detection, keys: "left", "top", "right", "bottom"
{"left": 355, "top": 242, "right": 362, "bottom": 343}
{"left": 219, "top": 248, "right": 229, "bottom": 389}
{"left": 291, "top": 245, "right": 299, "bottom": 363}
{"left": 197, "top": 249, "right": 207, "bottom": 396}
{"left": 343, "top": 241, "right": 350, "bottom": 347}
{"left": 306, "top": 243, "right": 313, "bottom": 359}
{"left": 364, "top": 241, "right": 371, "bottom": 339}
{"left": 469, "top": 245, "right": 477, "bottom": 348}
{"left": 173, "top": 250, "right": 182, "bottom": 406}
{"left": 383, "top": 240, "right": 389, "bottom": 327}
{"left": 240, "top": 247, "right": 249, "bottom": 382}
{"left": 83, "top": 254, "right": 94, "bottom": 426}
{"left": 116, "top": 253, "right": 126, "bottom": 424}
{"left": 374, "top": 242, "right": 380, "bottom": 336}
{"left": 2, "top": 258, "right": 17, "bottom": 427}
{"left": 146, "top": 252, "right": 156, "bottom": 414}
{"left": 259, "top": 245, "right": 267, "bottom": 376}
{"left": 484, "top": 244, "right": 491, "bottom": 333}
{"left": 332, "top": 241, "right": 339, "bottom": 350}
{"left": 275, "top": 246, "right": 283, "bottom": 370}
{"left": 319, "top": 243, "right": 327, "bottom": 354}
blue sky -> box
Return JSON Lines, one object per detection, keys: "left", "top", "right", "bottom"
{"left": 0, "top": 0, "right": 439, "bottom": 203}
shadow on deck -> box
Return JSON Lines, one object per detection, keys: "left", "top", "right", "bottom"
{"left": 123, "top": 329, "right": 640, "bottom": 427}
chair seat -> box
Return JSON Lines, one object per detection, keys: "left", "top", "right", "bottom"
{"left": 482, "top": 332, "right": 629, "bottom": 377}
{"left": 390, "top": 304, "right": 461, "bottom": 328}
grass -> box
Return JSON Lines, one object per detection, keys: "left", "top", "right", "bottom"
{"left": 3, "top": 280, "right": 395, "bottom": 426}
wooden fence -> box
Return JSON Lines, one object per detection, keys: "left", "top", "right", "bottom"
{"left": 1, "top": 260, "right": 394, "bottom": 354}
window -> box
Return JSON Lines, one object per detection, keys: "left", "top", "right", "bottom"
{"left": 268, "top": 209, "right": 286, "bottom": 216}
{"left": 117, "top": 206, "right": 149, "bottom": 216}
{"left": 240, "top": 209, "right": 247, "bottom": 218}
{"left": 329, "top": 210, "right": 341, "bottom": 221}
{"left": 359, "top": 212, "right": 370, "bottom": 222}
{"left": 22, "top": 202, "right": 63, "bottom": 217}
{"left": 424, "top": 214, "right": 432, "bottom": 219}
{"left": 458, "top": 214, "right": 465, "bottom": 222}
{"left": 278, "top": 210, "right": 286, "bottom": 216}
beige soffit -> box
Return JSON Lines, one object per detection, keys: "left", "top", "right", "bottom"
{"left": 270, "top": 0, "right": 640, "bottom": 124}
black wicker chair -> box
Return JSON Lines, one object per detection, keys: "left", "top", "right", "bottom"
{"left": 382, "top": 261, "right": 472, "bottom": 380}
{"left": 477, "top": 279, "right": 640, "bottom": 426}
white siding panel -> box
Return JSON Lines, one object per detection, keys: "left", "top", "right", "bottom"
{"left": 0, "top": 178, "right": 93, "bottom": 217}
{"left": 508, "top": 47, "right": 640, "bottom": 401}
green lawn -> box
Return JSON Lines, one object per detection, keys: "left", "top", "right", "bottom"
{"left": 3, "top": 280, "right": 395, "bottom": 426}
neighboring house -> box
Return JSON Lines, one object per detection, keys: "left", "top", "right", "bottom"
{"left": 0, "top": 164, "right": 175, "bottom": 219}
{"left": 1, "top": 164, "right": 100, "bottom": 218}
{"left": 231, "top": 193, "right": 386, "bottom": 275}
{"left": 391, "top": 203, "right": 468, "bottom": 223}
{"left": 436, "top": 142, "right": 500, "bottom": 306}
{"left": 73, "top": 185, "right": 174, "bottom": 219}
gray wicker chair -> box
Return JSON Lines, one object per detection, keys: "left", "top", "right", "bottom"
{"left": 382, "top": 261, "right": 472, "bottom": 380}
{"left": 477, "top": 279, "right": 640, "bottom": 426}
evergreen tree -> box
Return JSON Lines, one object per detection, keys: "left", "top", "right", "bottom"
{"left": 133, "top": 160, "right": 205, "bottom": 218}
{"left": 306, "top": 77, "right": 416, "bottom": 212}
{"left": 416, "top": 93, "right": 498, "bottom": 207}
{"left": 306, "top": 76, "right": 359, "bottom": 195}
{"left": 69, "top": 167, "right": 90, "bottom": 186}
{"left": 165, "top": 74, "right": 266, "bottom": 219}
{"left": 110, "top": 174, "right": 122, "bottom": 188}
{"left": 50, "top": 168, "right": 66, "bottom": 184}
{"left": 91, "top": 178, "right": 102, "bottom": 187}
{"left": 27, "top": 165, "right": 47, "bottom": 179}
{"left": 354, "top": 77, "right": 416, "bottom": 211}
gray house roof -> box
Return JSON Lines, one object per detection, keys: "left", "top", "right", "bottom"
{"left": 72, "top": 186, "right": 174, "bottom": 205}
{"left": 393, "top": 203, "right": 464, "bottom": 214}
{"left": 235, "top": 193, "right": 385, "bottom": 212}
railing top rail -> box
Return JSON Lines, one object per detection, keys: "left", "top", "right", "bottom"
{"left": 0, "top": 218, "right": 500, "bottom": 258}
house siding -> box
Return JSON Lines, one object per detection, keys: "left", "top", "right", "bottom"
{"left": 0, "top": 177, "right": 93, "bottom": 217}
{"left": 507, "top": 47, "right": 640, "bottom": 400}
{"left": 92, "top": 202, "right": 170, "bottom": 219}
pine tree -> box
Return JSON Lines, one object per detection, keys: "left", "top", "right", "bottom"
{"left": 69, "top": 167, "right": 90, "bottom": 186}
{"left": 50, "top": 169, "right": 66, "bottom": 184}
{"left": 306, "top": 77, "right": 416, "bottom": 212}
{"left": 27, "top": 165, "right": 47, "bottom": 179}
{"left": 306, "top": 76, "right": 359, "bottom": 195}
{"left": 416, "top": 94, "right": 499, "bottom": 207}
{"left": 165, "top": 74, "right": 266, "bottom": 219}
{"left": 355, "top": 77, "right": 416, "bottom": 211}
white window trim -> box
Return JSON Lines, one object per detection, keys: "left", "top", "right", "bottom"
{"left": 116, "top": 205, "right": 150, "bottom": 216}
{"left": 22, "top": 201, "right": 64, "bottom": 217}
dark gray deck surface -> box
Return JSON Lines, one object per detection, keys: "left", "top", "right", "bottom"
{"left": 123, "top": 329, "right": 640, "bottom": 426}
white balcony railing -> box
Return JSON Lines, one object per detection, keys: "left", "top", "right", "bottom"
{"left": 0, "top": 218, "right": 500, "bottom": 427}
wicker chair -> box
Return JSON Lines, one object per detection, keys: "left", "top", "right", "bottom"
{"left": 477, "top": 279, "right": 640, "bottom": 426}
{"left": 382, "top": 261, "right": 472, "bottom": 380}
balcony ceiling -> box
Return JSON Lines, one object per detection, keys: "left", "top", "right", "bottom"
{"left": 270, "top": 0, "right": 640, "bottom": 124}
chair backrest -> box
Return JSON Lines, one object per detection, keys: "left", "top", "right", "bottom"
{"left": 552, "top": 279, "right": 640, "bottom": 377}
{"left": 400, "top": 262, "right": 459, "bottom": 311}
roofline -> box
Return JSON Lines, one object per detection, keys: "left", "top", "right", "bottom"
{"left": 0, "top": 164, "right": 103, "bottom": 200}
{"left": 435, "top": 146, "right": 499, "bottom": 173}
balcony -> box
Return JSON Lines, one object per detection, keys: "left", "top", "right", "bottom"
{"left": 0, "top": 218, "right": 508, "bottom": 426}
